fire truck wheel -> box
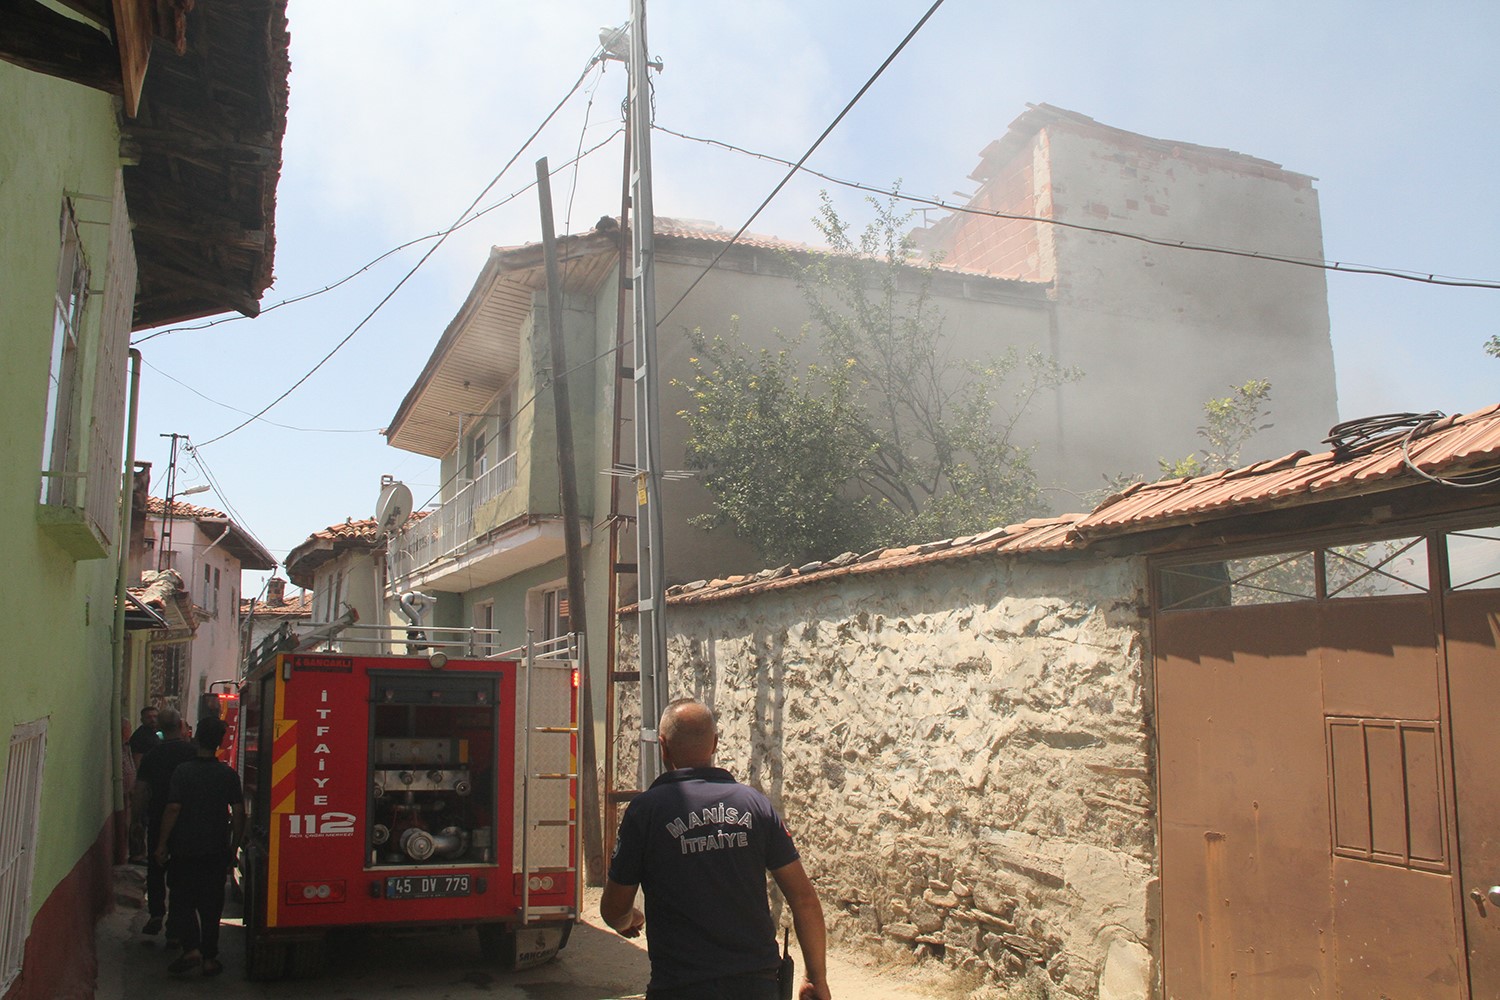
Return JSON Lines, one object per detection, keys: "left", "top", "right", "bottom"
{"left": 286, "top": 939, "right": 325, "bottom": 979}
{"left": 476, "top": 923, "right": 517, "bottom": 967}
{"left": 245, "top": 940, "right": 287, "bottom": 981}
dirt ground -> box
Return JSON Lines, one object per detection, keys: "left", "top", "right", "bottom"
{"left": 95, "top": 866, "right": 1012, "bottom": 1000}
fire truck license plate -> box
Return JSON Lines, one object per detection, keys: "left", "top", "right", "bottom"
{"left": 385, "top": 874, "right": 472, "bottom": 899}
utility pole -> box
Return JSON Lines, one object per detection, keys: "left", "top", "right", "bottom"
{"left": 158, "top": 432, "right": 183, "bottom": 571}
{"left": 626, "top": 0, "right": 669, "bottom": 788}
{"left": 535, "top": 157, "right": 607, "bottom": 884}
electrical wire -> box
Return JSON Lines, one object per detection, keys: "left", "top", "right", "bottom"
{"left": 655, "top": 0, "right": 948, "bottom": 329}
{"left": 1325, "top": 412, "right": 1500, "bottom": 488}
{"left": 653, "top": 124, "right": 1500, "bottom": 292}
{"left": 142, "top": 358, "right": 383, "bottom": 433}
{"left": 195, "top": 58, "right": 607, "bottom": 448}
{"left": 177, "top": 439, "right": 274, "bottom": 556}
{"left": 134, "top": 127, "right": 624, "bottom": 346}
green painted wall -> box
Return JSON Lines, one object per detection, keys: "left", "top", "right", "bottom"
{"left": 0, "top": 62, "right": 128, "bottom": 926}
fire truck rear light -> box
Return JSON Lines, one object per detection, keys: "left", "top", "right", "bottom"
{"left": 527, "top": 875, "right": 556, "bottom": 891}
{"left": 286, "top": 880, "right": 346, "bottom": 905}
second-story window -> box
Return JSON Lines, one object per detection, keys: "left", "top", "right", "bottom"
{"left": 496, "top": 390, "right": 515, "bottom": 462}
{"left": 470, "top": 429, "right": 488, "bottom": 481}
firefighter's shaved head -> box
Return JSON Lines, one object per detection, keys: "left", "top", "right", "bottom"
{"left": 658, "top": 698, "right": 717, "bottom": 769}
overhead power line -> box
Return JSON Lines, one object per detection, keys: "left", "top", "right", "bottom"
{"left": 653, "top": 124, "right": 1500, "bottom": 292}
{"left": 135, "top": 127, "right": 624, "bottom": 346}
{"left": 655, "top": 0, "right": 949, "bottom": 328}
{"left": 194, "top": 58, "right": 609, "bottom": 447}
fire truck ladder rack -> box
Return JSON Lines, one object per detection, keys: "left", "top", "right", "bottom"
{"left": 499, "top": 633, "right": 584, "bottom": 925}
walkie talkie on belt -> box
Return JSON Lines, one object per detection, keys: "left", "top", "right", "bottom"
{"left": 778, "top": 927, "right": 795, "bottom": 1000}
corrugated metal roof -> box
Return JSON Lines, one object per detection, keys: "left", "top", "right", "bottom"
{"left": 654, "top": 405, "right": 1500, "bottom": 609}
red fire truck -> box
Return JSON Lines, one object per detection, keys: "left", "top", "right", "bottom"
{"left": 236, "top": 624, "right": 581, "bottom": 979}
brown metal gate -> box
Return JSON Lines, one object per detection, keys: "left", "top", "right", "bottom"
{"left": 1155, "top": 527, "right": 1500, "bottom": 998}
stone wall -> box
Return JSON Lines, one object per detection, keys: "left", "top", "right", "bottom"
{"left": 617, "top": 551, "right": 1156, "bottom": 998}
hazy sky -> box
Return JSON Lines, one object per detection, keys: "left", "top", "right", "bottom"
{"left": 131, "top": 1, "right": 1500, "bottom": 596}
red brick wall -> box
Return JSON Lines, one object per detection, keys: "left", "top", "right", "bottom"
{"left": 925, "top": 139, "right": 1044, "bottom": 280}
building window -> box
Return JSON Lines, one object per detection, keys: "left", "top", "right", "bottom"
{"left": 470, "top": 429, "right": 489, "bottom": 481}
{"left": 496, "top": 389, "right": 515, "bottom": 462}
{"left": 150, "top": 642, "right": 188, "bottom": 711}
{"left": 1447, "top": 526, "right": 1500, "bottom": 590}
{"left": 474, "top": 600, "right": 495, "bottom": 655}
{"left": 542, "top": 587, "right": 569, "bottom": 641}
{"left": 40, "top": 202, "right": 90, "bottom": 507}
{"left": 0, "top": 720, "right": 49, "bottom": 993}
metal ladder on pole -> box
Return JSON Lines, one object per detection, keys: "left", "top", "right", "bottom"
{"left": 514, "top": 633, "right": 583, "bottom": 924}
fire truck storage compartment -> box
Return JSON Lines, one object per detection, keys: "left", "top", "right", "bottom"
{"left": 368, "top": 672, "right": 498, "bottom": 867}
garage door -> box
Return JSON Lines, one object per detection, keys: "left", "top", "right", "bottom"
{"left": 1155, "top": 528, "right": 1500, "bottom": 998}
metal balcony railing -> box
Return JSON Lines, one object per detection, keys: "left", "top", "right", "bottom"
{"left": 388, "top": 452, "right": 516, "bottom": 581}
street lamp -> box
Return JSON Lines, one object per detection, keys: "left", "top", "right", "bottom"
{"left": 158, "top": 483, "right": 210, "bottom": 572}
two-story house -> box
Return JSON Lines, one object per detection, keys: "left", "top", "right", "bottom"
{"left": 0, "top": 3, "right": 288, "bottom": 996}
{"left": 240, "top": 576, "right": 313, "bottom": 663}
{"left": 131, "top": 493, "right": 276, "bottom": 709}
{"left": 378, "top": 106, "right": 1340, "bottom": 746}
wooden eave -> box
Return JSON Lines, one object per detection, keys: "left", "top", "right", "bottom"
{"left": 121, "top": 0, "right": 290, "bottom": 329}
{"left": 1, "top": 0, "right": 284, "bottom": 328}
{"left": 384, "top": 232, "right": 621, "bottom": 458}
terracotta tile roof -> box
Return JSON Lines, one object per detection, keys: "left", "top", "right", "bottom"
{"left": 656, "top": 404, "right": 1500, "bottom": 609}
{"left": 141, "top": 495, "right": 276, "bottom": 570}
{"left": 243, "top": 590, "right": 314, "bottom": 619}
{"left": 308, "top": 518, "right": 381, "bottom": 543}
{"left": 143, "top": 495, "right": 229, "bottom": 520}
{"left": 658, "top": 515, "right": 1086, "bottom": 609}
{"left": 1073, "top": 404, "right": 1500, "bottom": 539}
{"left": 651, "top": 217, "right": 1047, "bottom": 285}
{"left": 284, "top": 516, "right": 410, "bottom": 588}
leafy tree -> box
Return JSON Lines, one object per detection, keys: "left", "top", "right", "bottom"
{"left": 677, "top": 323, "right": 881, "bottom": 566}
{"left": 1486, "top": 335, "right": 1499, "bottom": 359}
{"left": 676, "top": 194, "right": 1081, "bottom": 565}
{"left": 1158, "top": 379, "right": 1273, "bottom": 479}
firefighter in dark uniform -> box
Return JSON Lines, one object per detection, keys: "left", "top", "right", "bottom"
{"left": 602, "top": 698, "right": 831, "bottom": 1000}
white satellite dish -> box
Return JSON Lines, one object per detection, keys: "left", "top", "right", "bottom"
{"left": 374, "top": 479, "right": 413, "bottom": 538}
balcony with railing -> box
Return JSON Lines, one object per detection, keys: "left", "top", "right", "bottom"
{"left": 387, "top": 453, "right": 584, "bottom": 592}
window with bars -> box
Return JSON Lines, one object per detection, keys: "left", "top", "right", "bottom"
{"left": 1, "top": 720, "right": 49, "bottom": 993}
{"left": 1447, "top": 526, "right": 1500, "bottom": 591}
{"left": 1158, "top": 535, "right": 1432, "bottom": 611}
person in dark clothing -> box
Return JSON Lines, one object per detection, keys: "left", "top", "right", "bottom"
{"left": 128, "top": 705, "right": 161, "bottom": 768}
{"left": 155, "top": 715, "right": 244, "bottom": 977}
{"left": 602, "top": 699, "right": 831, "bottom": 1000}
{"left": 133, "top": 707, "right": 196, "bottom": 935}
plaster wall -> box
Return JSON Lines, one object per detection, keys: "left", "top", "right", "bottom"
{"left": 311, "top": 551, "right": 385, "bottom": 654}
{"left": 618, "top": 553, "right": 1157, "bottom": 997}
{"left": 0, "top": 61, "right": 127, "bottom": 993}
{"left": 151, "top": 516, "right": 247, "bottom": 704}
{"left": 1026, "top": 124, "right": 1339, "bottom": 488}
{"left": 643, "top": 255, "right": 1056, "bottom": 583}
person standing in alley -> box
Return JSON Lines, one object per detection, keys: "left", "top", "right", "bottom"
{"left": 601, "top": 698, "right": 831, "bottom": 999}
{"left": 154, "top": 715, "right": 244, "bottom": 976}
{"left": 133, "top": 707, "right": 196, "bottom": 935}
{"left": 129, "top": 705, "right": 161, "bottom": 768}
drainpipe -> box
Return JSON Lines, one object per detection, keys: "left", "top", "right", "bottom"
{"left": 111, "top": 348, "right": 143, "bottom": 822}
